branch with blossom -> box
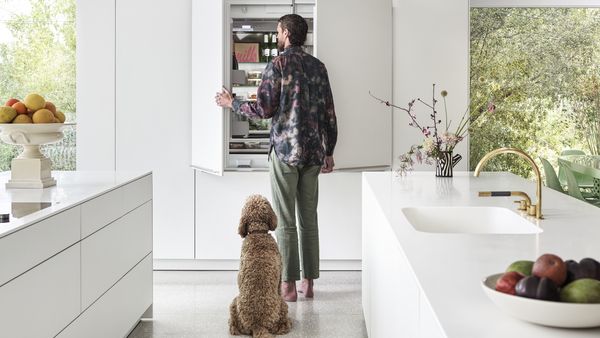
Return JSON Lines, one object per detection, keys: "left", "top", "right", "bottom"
{"left": 370, "top": 84, "right": 496, "bottom": 175}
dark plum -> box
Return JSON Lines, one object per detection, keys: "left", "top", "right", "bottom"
{"left": 515, "top": 276, "right": 560, "bottom": 301}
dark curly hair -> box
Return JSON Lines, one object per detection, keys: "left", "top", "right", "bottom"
{"left": 278, "top": 14, "right": 308, "bottom": 46}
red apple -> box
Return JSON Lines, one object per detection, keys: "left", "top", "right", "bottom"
{"left": 532, "top": 253, "right": 567, "bottom": 286}
{"left": 12, "top": 102, "right": 27, "bottom": 115}
{"left": 496, "top": 271, "right": 525, "bottom": 295}
{"left": 5, "top": 98, "right": 19, "bottom": 107}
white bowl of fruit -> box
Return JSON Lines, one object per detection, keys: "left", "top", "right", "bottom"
{"left": 0, "top": 93, "right": 73, "bottom": 188}
{"left": 482, "top": 254, "right": 600, "bottom": 328}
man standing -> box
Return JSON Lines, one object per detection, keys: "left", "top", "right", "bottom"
{"left": 215, "top": 14, "right": 337, "bottom": 302}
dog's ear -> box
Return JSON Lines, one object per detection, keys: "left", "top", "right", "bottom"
{"left": 238, "top": 213, "right": 249, "bottom": 238}
{"left": 268, "top": 208, "right": 278, "bottom": 231}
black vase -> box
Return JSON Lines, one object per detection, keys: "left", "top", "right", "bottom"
{"left": 435, "top": 151, "right": 462, "bottom": 177}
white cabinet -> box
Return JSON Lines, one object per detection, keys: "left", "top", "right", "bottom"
{"left": 195, "top": 171, "right": 271, "bottom": 260}
{"left": 362, "top": 178, "right": 419, "bottom": 337}
{"left": 81, "top": 201, "right": 153, "bottom": 309}
{"left": 76, "top": 0, "right": 116, "bottom": 171}
{"left": 194, "top": 170, "right": 361, "bottom": 268}
{"left": 314, "top": 0, "right": 392, "bottom": 170}
{"left": 362, "top": 176, "right": 445, "bottom": 338}
{"left": 0, "top": 206, "right": 80, "bottom": 286}
{"left": 57, "top": 255, "right": 153, "bottom": 338}
{"left": 0, "top": 172, "right": 153, "bottom": 338}
{"left": 0, "top": 244, "right": 81, "bottom": 338}
{"left": 81, "top": 187, "right": 126, "bottom": 237}
{"left": 81, "top": 174, "right": 152, "bottom": 238}
{"left": 191, "top": 0, "right": 226, "bottom": 175}
{"left": 115, "top": 0, "right": 194, "bottom": 259}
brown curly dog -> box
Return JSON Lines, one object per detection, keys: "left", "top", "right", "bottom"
{"left": 229, "top": 195, "right": 292, "bottom": 338}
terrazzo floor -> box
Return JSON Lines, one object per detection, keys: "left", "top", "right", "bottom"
{"left": 128, "top": 271, "right": 367, "bottom": 338}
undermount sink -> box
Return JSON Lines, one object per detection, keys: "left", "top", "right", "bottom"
{"left": 401, "top": 206, "right": 542, "bottom": 234}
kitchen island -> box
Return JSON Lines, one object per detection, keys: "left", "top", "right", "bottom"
{"left": 0, "top": 171, "right": 153, "bottom": 338}
{"left": 362, "top": 171, "right": 600, "bottom": 338}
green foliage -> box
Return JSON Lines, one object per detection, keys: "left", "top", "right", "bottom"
{"left": 470, "top": 8, "right": 599, "bottom": 178}
{"left": 0, "top": 0, "right": 76, "bottom": 171}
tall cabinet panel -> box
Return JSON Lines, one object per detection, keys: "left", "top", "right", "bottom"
{"left": 191, "top": 0, "right": 226, "bottom": 174}
{"left": 315, "top": 0, "right": 393, "bottom": 170}
{"left": 116, "top": 0, "right": 194, "bottom": 259}
{"left": 76, "top": 0, "right": 116, "bottom": 170}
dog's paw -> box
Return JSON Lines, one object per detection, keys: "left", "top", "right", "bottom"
{"left": 229, "top": 325, "right": 241, "bottom": 336}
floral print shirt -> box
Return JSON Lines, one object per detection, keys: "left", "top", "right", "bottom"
{"left": 232, "top": 46, "right": 337, "bottom": 166}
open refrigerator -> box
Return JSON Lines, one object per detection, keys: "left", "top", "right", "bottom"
{"left": 191, "top": 0, "right": 392, "bottom": 175}
{"left": 225, "top": 3, "right": 314, "bottom": 169}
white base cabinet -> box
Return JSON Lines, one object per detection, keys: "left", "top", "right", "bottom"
{"left": 0, "top": 172, "right": 153, "bottom": 338}
{"left": 81, "top": 201, "right": 153, "bottom": 309}
{"left": 362, "top": 176, "right": 445, "bottom": 338}
{"left": 0, "top": 244, "right": 81, "bottom": 338}
{"left": 57, "top": 255, "right": 153, "bottom": 338}
{"left": 191, "top": 170, "right": 362, "bottom": 269}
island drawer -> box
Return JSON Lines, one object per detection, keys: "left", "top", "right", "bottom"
{"left": 56, "top": 254, "right": 152, "bottom": 338}
{"left": 81, "top": 201, "right": 152, "bottom": 309}
{"left": 0, "top": 206, "right": 81, "bottom": 286}
{"left": 121, "top": 174, "right": 152, "bottom": 217}
{"left": 0, "top": 244, "right": 80, "bottom": 338}
{"left": 81, "top": 174, "right": 152, "bottom": 238}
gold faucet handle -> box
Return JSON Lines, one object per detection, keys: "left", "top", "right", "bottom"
{"left": 513, "top": 200, "right": 528, "bottom": 211}
{"left": 528, "top": 204, "right": 537, "bottom": 216}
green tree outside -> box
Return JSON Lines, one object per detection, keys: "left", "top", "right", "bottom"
{"left": 0, "top": 0, "right": 76, "bottom": 171}
{"left": 470, "top": 8, "right": 600, "bottom": 178}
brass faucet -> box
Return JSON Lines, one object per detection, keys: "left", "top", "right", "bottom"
{"left": 473, "top": 147, "right": 543, "bottom": 219}
{"left": 478, "top": 191, "right": 532, "bottom": 211}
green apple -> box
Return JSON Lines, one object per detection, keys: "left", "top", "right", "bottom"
{"left": 560, "top": 278, "right": 600, "bottom": 303}
{"left": 506, "top": 260, "right": 534, "bottom": 276}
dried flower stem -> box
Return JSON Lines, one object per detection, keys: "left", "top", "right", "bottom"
{"left": 443, "top": 96, "right": 448, "bottom": 131}
{"left": 430, "top": 84, "right": 442, "bottom": 151}
{"left": 369, "top": 91, "right": 426, "bottom": 133}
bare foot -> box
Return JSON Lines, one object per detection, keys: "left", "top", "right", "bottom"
{"left": 299, "top": 278, "right": 314, "bottom": 298}
{"left": 281, "top": 281, "right": 297, "bottom": 302}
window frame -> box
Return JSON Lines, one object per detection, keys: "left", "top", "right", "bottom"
{"left": 470, "top": 0, "right": 600, "bottom": 8}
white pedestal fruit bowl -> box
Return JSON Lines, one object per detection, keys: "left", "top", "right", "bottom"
{"left": 0, "top": 123, "right": 74, "bottom": 189}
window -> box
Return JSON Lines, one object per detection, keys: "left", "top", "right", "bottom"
{"left": 0, "top": 0, "right": 76, "bottom": 171}
{"left": 470, "top": 5, "right": 600, "bottom": 177}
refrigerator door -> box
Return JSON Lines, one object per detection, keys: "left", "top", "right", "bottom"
{"left": 191, "top": 0, "right": 225, "bottom": 175}
{"left": 315, "top": 0, "right": 392, "bottom": 170}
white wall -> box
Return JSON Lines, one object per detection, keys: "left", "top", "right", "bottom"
{"left": 392, "top": 0, "right": 469, "bottom": 170}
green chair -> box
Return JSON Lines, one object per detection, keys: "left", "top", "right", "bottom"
{"left": 558, "top": 149, "right": 594, "bottom": 189}
{"left": 539, "top": 157, "right": 564, "bottom": 193}
{"left": 563, "top": 165, "right": 600, "bottom": 207}
{"left": 563, "top": 165, "right": 586, "bottom": 201}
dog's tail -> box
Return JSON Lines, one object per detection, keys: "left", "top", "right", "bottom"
{"left": 252, "top": 326, "right": 273, "bottom": 338}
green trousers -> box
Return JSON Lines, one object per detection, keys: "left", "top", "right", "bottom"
{"left": 269, "top": 151, "right": 321, "bottom": 281}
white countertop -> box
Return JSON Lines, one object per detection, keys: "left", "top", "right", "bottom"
{"left": 0, "top": 170, "right": 151, "bottom": 239}
{"left": 363, "top": 171, "right": 600, "bottom": 337}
